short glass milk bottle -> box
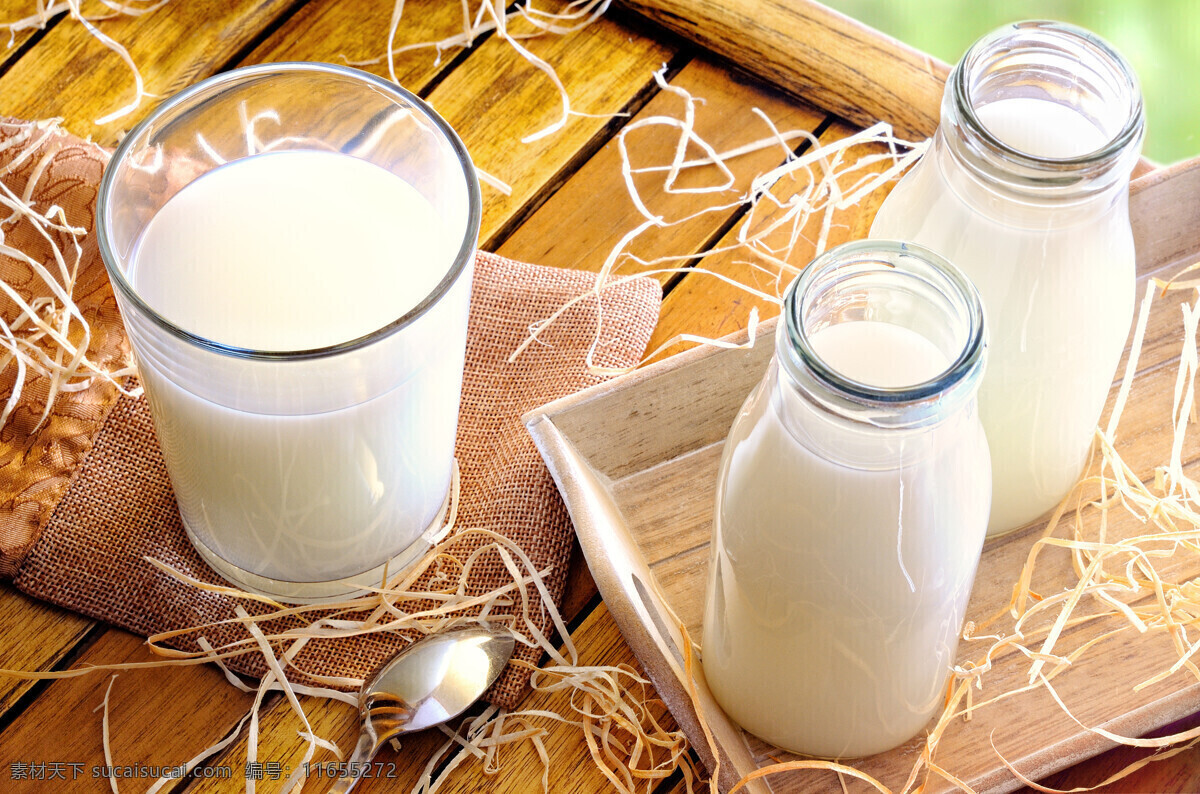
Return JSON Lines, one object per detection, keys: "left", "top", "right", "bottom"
{"left": 702, "top": 240, "right": 990, "bottom": 758}
{"left": 869, "top": 21, "right": 1144, "bottom": 536}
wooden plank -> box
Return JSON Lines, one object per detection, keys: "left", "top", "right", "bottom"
{"left": 0, "top": 0, "right": 299, "bottom": 145}
{"left": 0, "top": 629, "right": 251, "bottom": 791}
{"left": 434, "top": 602, "right": 686, "bottom": 794}
{"left": 423, "top": 11, "right": 676, "bottom": 248}
{"left": 0, "top": 585, "right": 92, "bottom": 721}
{"left": 247, "top": 0, "right": 466, "bottom": 92}
{"left": 618, "top": 0, "right": 947, "bottom": 141}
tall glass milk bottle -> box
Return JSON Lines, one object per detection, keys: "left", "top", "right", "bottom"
{"left": 702, "top": 241, "right": 990, "bottom": 758}
{"left": 869, "top": 21, "right": 1144, "bottom": 536}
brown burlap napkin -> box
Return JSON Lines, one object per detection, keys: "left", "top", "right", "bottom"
{"left": 0, "top": 120, "right": 660, "bottom": 708}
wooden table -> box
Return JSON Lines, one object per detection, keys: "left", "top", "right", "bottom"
{"left": 0, "top": 1, "right": 1196, "bottom": 791}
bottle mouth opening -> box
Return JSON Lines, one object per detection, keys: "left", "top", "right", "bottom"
{"left": 780, "top": 240, "right": 986, "bottom": 428}
{"left": 950, "top": 20, "right": 1143, "bottom": 182}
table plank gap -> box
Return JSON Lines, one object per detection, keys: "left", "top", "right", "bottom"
{"left": 0, "top": 1, "right": 65, "bottom": 80}
{"left": 559, "top": 566, "right": 606, "bottom": 628}
{"left": 409, "top": 1, "right": 522, "bottom": 101}
{"left": 0, "top": 591, "right": 101, "bottom": 731}
{"left": 216, "top": 0, "right": 316, "bottom": 75}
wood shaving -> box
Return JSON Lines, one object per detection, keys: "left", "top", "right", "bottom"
{"left": 98, "top": 674, "right": 119, "bottom": 794}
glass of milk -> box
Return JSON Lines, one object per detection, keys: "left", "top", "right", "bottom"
{"left": 869, "top": 21, "right": 1144, "bottom": 536}
{"left": 96, "top": 63, "right": 481, "bottom": 602}
{"left": 702, "top": 240, "right": 990, "bottom": 758}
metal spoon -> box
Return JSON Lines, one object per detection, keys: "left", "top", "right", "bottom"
{"left": 329, "top": 625, "right": 516, "bottom": 793}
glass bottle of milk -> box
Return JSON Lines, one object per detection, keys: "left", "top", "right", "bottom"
{"left": 702, "top": 240, "right": 990, "bottom": 758}
{"left": 869, "top": 21, "right": 1144, "bottom": 536}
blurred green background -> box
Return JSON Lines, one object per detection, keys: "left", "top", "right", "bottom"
{"left": 825, "top": 0, "right": 1199, "bottom": 163}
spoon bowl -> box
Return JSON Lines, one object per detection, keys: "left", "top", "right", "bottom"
{"left": 330, "top": 625, "right": 515, "bottom": 793}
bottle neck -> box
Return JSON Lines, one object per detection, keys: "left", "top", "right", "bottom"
{"left": 940, "top": 21, "right": 1143, "bottom": 203}
{"left": 928, "top": 128, "right": 1132, "bottom": 231}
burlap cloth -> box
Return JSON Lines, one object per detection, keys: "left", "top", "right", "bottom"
{"left": 0, "top": 120, "right": 660, "bottom": 708}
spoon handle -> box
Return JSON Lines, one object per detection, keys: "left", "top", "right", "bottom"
{"left": 327, "top": 730, "right": 377, "bottom": 794}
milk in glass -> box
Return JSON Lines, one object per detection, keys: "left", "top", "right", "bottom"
{"left": 97, "top": 64, "right": 480, "bottom": 603}
{"left": 129, "top": 150, "right": 469, "bottom": 586}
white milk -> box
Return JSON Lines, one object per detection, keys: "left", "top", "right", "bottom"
{"left": 703, "top": 321, "right": 991, "bottom": 757}
{"left": 808, "top": 321, "right": 949, "bottom": 386}
{"left": 130, "top": 151, "right": 469, "bottom": 587}
{"left": 975, "top": 97, "right": 1109, "bottom": 158}
{"left": 870, "top": 96, "right": 1134, "bottom": 535}
{"left": 133, "top": 151, "right": 449, "bottom": 351}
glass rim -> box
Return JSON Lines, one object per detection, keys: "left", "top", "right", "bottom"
{"left": 953, "top": 20, "right": 1144, "bottom": 172}
{"left": 95, "top": 61, "right": 482, "bottom": 362}
{"left": 784, "top": 239, "right": 986, "bottom": 407}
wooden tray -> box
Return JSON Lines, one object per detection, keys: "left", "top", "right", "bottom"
{"left": 525, "top": 157, "right": 1200, "bottom": 793}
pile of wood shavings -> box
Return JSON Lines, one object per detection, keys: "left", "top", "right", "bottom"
{"left": 2, "top": 10, "right": 1197, "bottom": 789}
{"left": 0, "top": 118, "right": 138, "bottom": 430}
{"left": 513, "top": 68, "right": 927, "bottom": 376}
{"left": 3, "top": 470, "right": 694, "bottom": 793}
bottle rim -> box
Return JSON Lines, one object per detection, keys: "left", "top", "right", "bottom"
{"left": 780, "top": 240, "right": 986, "bottom": 428}
{"left": 948, "top": 20, "right": 1144, "bottom": 189}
